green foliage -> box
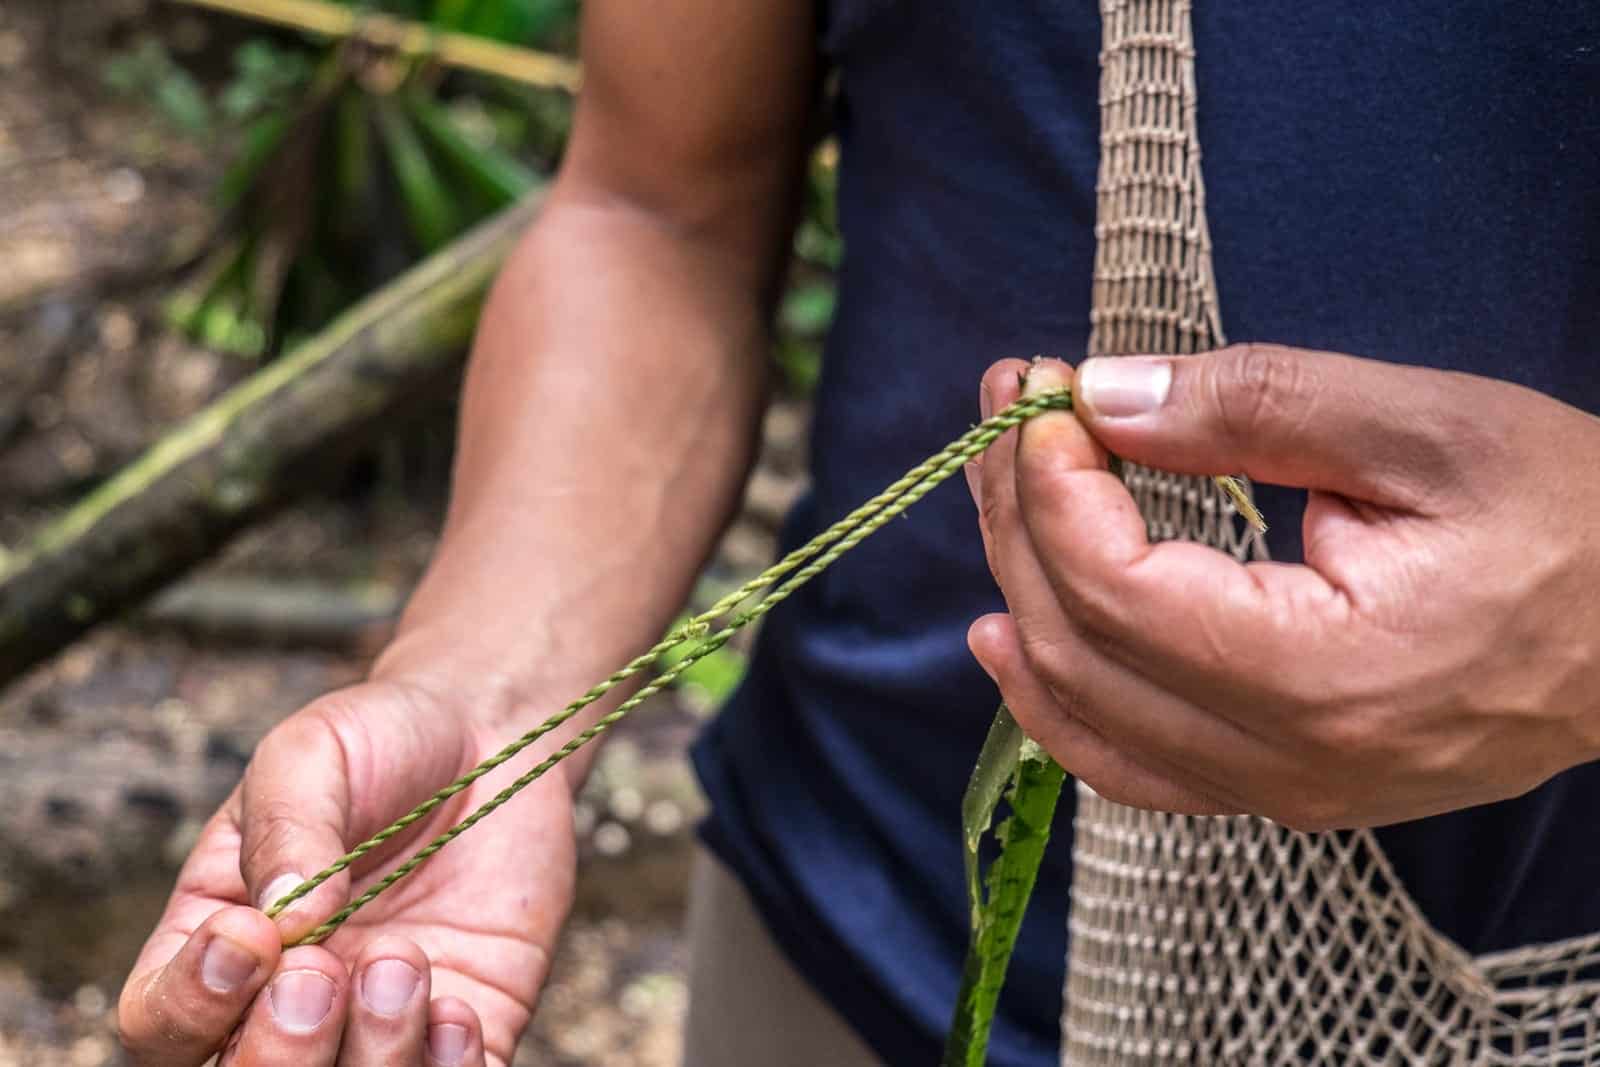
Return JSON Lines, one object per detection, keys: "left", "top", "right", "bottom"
{"left": 116, "top": 2, "right": 835, "bottom": 398}
{"left": 109, "top": 0, "right": 580, "bottom": 359}
{"left": 960, "top": 706, "right": 1026, "bottom": 930}
{"left": 781, "top": 281, "right": 837, "bottom": 338}
{"left": 426, "top": 0, "right": 580, "bottom": 47}
{"left": 407, "top": 92, "right": 539, "bottom": 205}
{"left": 657, "top": 614, "right": 748, "bottom": 710}
{"left": 795, "top": 146, "right": 844, "bottom": 271}
{"left": 218, "top": 39, "right": 315, "bottom": 121}
{"left": 944, "top": 706, "right": 1067, "bottom": 1067}
{"left": 774, "top": 145, "right": 842, "bottom": 394}
{"left": 105, "top": 36, "right": 314, "bottom": 135}
{"left": 104, "top": 36, "right": 213, "bottom": 134}
{"left": 375, "top": 92, "right": 464, "bottom": 252}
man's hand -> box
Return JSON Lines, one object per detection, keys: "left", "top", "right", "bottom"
{"left": 967, "top": 346, "right": 1600, "bottom": 831}
{"left": 116, "top": 676, "right": 575, "bottom": 1066}
{"left": 112, "top": 0, "right": 815, "bottom": 1058}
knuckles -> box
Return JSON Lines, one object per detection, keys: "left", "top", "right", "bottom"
{"left": 1015, "top": 624, "right": 1098, "bottom": 719}
{"left": 1297, "top": 699, "right": 1388, "bottom": 764}
{"left": 1210, "top": 343, "right": 1315, "bottom": 449}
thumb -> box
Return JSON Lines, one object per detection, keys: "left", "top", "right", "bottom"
{"left": 117, "top": 906, "right": 281, "bottom": 1064}
{"left": 238, "top": 701, "right": 356, "bottom": 943}
{"left": 1073, "top": 343, "right": 1466, "bottom": 509}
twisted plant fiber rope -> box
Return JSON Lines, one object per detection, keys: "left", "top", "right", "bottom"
{"left": 268, "top": 387, "right": 1076, "bottom": 944}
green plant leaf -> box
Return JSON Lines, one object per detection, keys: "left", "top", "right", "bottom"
{"left": 780, "top": 281, "right": 837, "bottom": 338}
{"left": 774, "top": 338, "right": 822, "bottom": 396}
{"left": 794, "top": 222, "right": 843, "bottom": 271}
{"left": 104, "top": 37, "right": 212, "bottom": 134}
{"left": 374, "top": 94, "right": 461, "bottom": 252}
{"left": 959, "top": 705, "right": 1024, "bottom": 930}
{"left": 406, "top": 92, "right": 536, "bottom": 206}
{"left": 332, "top": 90, "right": 375, "bottom": 238}
{"left": 944, "top": 714, "right": 1067, "bottom": 1067}
{"left": 218, "top": 111, "right": 295, "bottom": 216}
{"left": 522, "top": 0, "right": 580, "bottom": 44}
{"left": 219, "top": 39, "right": 314, "bottom": 121}
{"left": 656, "top": 615, "right": 749, "bottom": 707}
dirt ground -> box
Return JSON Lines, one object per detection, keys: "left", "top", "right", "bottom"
{"left": 0, "top": 4, "right": 808, "bottom": 1064}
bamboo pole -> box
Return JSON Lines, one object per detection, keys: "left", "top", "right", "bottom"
{"left": 0, "top": 193, "right": 544, "bottom": 689}
{"left": 168, "top": 0, "right": 583, "bottom": 92}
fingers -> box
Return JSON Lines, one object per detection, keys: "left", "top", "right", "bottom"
{"left": 984, "top": 358, "right": 1158, "bottom": 655}
{"left": 425, "top": 998, "right": 488, "bottom": 1067}
{"left": 118, "top": 905, "right": 282, "bottom": 1066}
{"left": 971, "top": 367, "right": 1251, "bottom": 814}
{"left": 239, "top": 704, "right": 356, "bottom": 943}
{"left": 1073, "top": 343, "right": 1472, "bottom": 511}
{"left": 970, "top": 359, "right": 1033, "bottom": 576}
{"left": 219, "top": 945, "right": 349, "bottom": 1067}
{"left": 129, "top": 925, "right": 488, "bottom": 1067}
{"left": 1009, "top": 359, "right": 1349, "bottom": 690}
{"left": 336, "top": 938, "right": 432, "bottom": 1066}
{"left": 969, "top": 614, "right": 1237, "bottom": 816}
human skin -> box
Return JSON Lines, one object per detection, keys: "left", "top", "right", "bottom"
{"left": 114, "top": 2, "right": 818, "bottom": 1064}
{"left": 968, "top": 348, "right": 1600, "bottom": 831}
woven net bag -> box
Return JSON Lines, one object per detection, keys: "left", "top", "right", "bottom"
{"left": 1061, "top": 1, "right": 1600, "bottom": 1062}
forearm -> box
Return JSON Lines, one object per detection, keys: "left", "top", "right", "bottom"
{"left": 372, "top": 185, "right": 772, "bottom": 777}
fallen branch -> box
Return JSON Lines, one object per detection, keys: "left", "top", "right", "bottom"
{"left": 168, "top": 0, "right": 583, "bottom": 92}
{"left": 0, "top": 194, "right": 543, "bottom": 689}
{"left": 144, "top": 576, "right": 402, "bottom": 649}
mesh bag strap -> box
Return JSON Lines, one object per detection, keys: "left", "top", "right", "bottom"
{"left": 1088, "top": 0, "right": 1261, "bottom": 560}
{"left": 1062, "top": 2, "right": 1600, "bottom": 1062}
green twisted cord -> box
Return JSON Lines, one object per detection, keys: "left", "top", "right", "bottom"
{"left": 269, "top": 388, "right": 1074, "bottom": 943}
{"left": 266, "top": 389, "right": 1049, "bottom": 925}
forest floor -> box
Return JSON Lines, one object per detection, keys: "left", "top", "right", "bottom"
{"left": 0, "top": 4, "right": 809, "bottom": 1064}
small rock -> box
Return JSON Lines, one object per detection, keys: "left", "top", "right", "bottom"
{"left": 608, "top": 787, "right": 644, "bottom": 823}
{"left": 644, "top": 800, "right": 683, "bottom": 837}
{"left": 96, "top": 307, "right": 137, "bottom": 352}
{"left": 742, "top": 467, "right": 804, "bottom": 529}
{"left": 592, "top": 821, "right": 630, "bottom": 857}
{"left": 71, "top": 986, "right": 106, "bottom": 1020}
{"left": 103, "top": 168, "right": 144, "bottom": 207}
{"left": 69, "top": 1034, "right": 109, "bottom": 1066}
{"left": 572, "top": 801, "right": 596, "bottom": 837}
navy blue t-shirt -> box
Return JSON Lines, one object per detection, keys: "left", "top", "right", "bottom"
{"left": 692, "top": 4, "right": 1600, "bottom": 1064}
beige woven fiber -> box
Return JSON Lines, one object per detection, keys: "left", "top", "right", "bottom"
{"left": 1060, "top": 1, "right": 1600, "bottom": 1063}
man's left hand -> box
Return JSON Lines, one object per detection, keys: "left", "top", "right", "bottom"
{"left": 967, "top": 345, "right": 1600, "bottom": 830}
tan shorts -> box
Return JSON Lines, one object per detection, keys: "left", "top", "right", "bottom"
{"left": 682, "top": 846, "right": 886, "bottom": 1066}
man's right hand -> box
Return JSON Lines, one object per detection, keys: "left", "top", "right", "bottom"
{"left": 116, "top": 676, "right": 578, "bottom": 1066}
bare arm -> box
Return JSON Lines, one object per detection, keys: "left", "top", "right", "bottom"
{"left": 117, "top": 5, "right": 820, "bottom": 1065}
{"left": 376, "top": 0, "right": 819, "bottom": 777}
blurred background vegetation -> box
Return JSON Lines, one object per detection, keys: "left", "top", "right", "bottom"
{"left": 102, "top": 0, "right": 837, "bottom": 381}
{"left": 0, "top": 1, "right": 833, "bottom": 1063}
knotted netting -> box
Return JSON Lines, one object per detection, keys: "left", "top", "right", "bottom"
{"left": 1060, "top": 1, "right": 1600, "bottom": 1062}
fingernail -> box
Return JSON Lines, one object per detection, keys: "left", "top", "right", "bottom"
{"left": 963, "top": 461, "right": 981, "bottom": 510}
{"left": 979, "top": 380, "right": 994, "bottom": 420}
{"left": 361, "top": 959, "right": 420, "bottom": 1017}
{"left": 258, "top": 872, "right": 305, "bottom": 914}
{"left": 1021, "top": 358, "right": 1071, "bottom": 398}
{"left": 1077, "top": 357, "right": 1172, "bottom": 416}
{"left": 200, "top": 935, "right": 259, "bottom": 993}
{"left": 269, "top": 970, "right": 335, "bottom": 1033}
{"left": 428, "top": 1022, "right": 470, "bottom": 1065}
